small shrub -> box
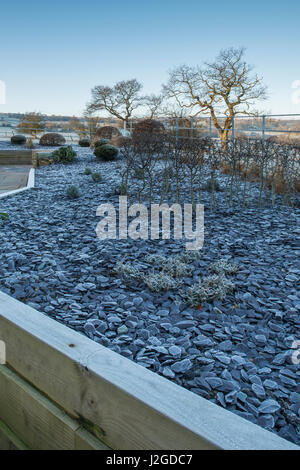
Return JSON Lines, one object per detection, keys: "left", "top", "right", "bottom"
{"left": 0, "top": 212, "right": 9, "bottom": 227}
{"left": 94, "top": 126, "right": 122, "bottom": 141}
{"left": 176, "top": 251, "right": 201, "bottom": 264}
{"left": 11, "top": 135, "right": 26, "bottom": 145}
{"left": 184, "top": 275, "right": 234, "bottom": 305}
{"left": 92, "top": 138, "right": 109, "bottom": 149}
{"left": 114, "top": 262, "right": 143, "bottom": 280}
{"left": 94, "top": 144, "right": 118, "bottom": 161}
{"left": 39, "top": 133, "right": 66, "bottom": 146}
{"left": 91, "top": 172, "right": 102, "bottom": 182}
{"left": 84, "top": 167, "right": 92, "bottom": 175}
{"left": 79, "top": 138, "right": 90, "bottom": 147}
{"left": 145, "top": 254, "right": 192, "bottom": 278}
{"left": 204, "top": 178, "right": 222, "bottom": 192}
{"left": 143, "top": 271, "right": 181, "bottom": 292}
{"left": 114, "top": 261, "right": 181, "bottom": 291}
{"left": 132, "top": 119, "right": 165, "bottom": 142}
{"left": 66, "top": 185, "right": 80, "bottom": 199}
{"left": 52, "top": 146, "right": 77, "bottom": 163}
{"left": 208, "top": 259, "right": 239, "bottom": 275}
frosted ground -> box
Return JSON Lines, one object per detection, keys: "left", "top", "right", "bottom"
{"left": 0, "top": 143, "right": 299, "bottom": 445}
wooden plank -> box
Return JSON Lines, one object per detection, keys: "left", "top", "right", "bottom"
{"left": 75, "top": 427, "right": 109, "bottom": 450}
{"left": 0, "top": 418, "right": 29, "bottom": 450}
{"left": 0, "top": 365, "right": 108, "bottom": 450}
{"left": 0, "top": 168, "right": 34, "bottom": 199}
{"left": 0, "top": 151, "right": 33, "bottom": 165}
{"left": 0, "top": 291, "right": 298, "bottom": 450}
{"left": 0, "top": 151, "right": 33, "bottom": 157}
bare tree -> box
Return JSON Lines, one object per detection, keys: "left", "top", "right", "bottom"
{"left": 87, "top": 79, "right": 144, "bottom": 126}
{"left": 143, "top": 93, "right": 164, "bottom": 118}
{"left": 163, "top": 47, "right": 267, "bottom": 148}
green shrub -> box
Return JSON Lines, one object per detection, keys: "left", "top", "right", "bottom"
{"left": 84, "top": 167, "right": 92, "bottom": 175}
{"left": 91, "top": 172, "right": 102, "bottom": 182}
{"left": 93, "top": 139, "right": 109, "bottom": 148}
{"left": 94, "top": 144, "right": 118, "bottom": 161}
{"left": 11, "top": 135, "right": 26, "bottom": 145}
{"left": 66, "top": 185, "right": 80, "bottom": 199}
{"left": 79, "top": 138, "right": 90, "bottom": 147}
{"left": 0, "top": 212, "right": 9, "bottom": 226}
{"left": 52, "top": 146, "right": 77, "bottom": 164}
{"left": 204, "top": 177, "right": 222, "bottom": 192}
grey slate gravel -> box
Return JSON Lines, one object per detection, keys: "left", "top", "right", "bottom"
{"left": 0, "top": 144, "right": 299, "bottom": 446}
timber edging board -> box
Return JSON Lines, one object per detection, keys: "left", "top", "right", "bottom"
{"left": 0, "top": 290, "right": 299, "bottom": 450}
{"left": 0, "top": 168, "right": 34, "bottom": 199}
{"left": 0, "top": 150, "right": 34, "bottom": 166}
{"left": 0, "top": 365, "right": 108, "bottom": 450}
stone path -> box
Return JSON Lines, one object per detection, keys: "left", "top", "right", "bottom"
{"left": 0, "top": 166, "right": 31, "bottom": 194}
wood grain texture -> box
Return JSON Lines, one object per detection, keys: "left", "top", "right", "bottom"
{"left": 0, "top": 366, "right": 108, "bottom": 450}
{"left": 0, "top": 418, "right": 29, "bottom": 450}
{"left": 0, "top": 290, "right": 298, "bottom": 450}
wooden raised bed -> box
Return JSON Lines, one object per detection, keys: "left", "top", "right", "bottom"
{"left": 0, "top": 291, "right": 298, "bottom": 450}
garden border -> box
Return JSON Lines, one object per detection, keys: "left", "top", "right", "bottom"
{"left": 0, "top": 167, "right": 34, "bottom": 199}
{"left": 0, "top": 290, "right": 298, "bottom": 450}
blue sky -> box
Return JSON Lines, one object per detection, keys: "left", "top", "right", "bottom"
{"left": 0, "top": 0, "right": 300, "bottom": 116}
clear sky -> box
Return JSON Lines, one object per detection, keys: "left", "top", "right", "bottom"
{"left": 0, "top": 0, "right": 300, "bottom": 117}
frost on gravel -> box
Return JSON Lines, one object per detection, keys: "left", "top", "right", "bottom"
{"left": 0, "top": 144, "right": 299, "bottom": 446}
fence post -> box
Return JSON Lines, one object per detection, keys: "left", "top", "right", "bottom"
{"left": 262, "top": 115, "right": 265, "bottom": 144}
{"left": 190, "top": 117, "right": 194, "bottom": 139}
{"left": 129, "top": 121, "right": 133, "bottom": 133}
{"left": 209, "top": 117, "right": 212, "bottom": 140}
{"left": 176, "top": 118, "right": 179, "bottom": 143}
{"left": 232, "top": 115, "right": 235, "bottom": 142}
{"left": 124, "top": 121, "right": 127, "bottom": 132}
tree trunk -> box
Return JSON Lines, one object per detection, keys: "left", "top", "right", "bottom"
{"left": 219, "top": 129, "right": 229, "bottom": 150}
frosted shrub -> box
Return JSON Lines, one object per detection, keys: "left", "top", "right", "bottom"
{"left": 91, "top": 172, "right": 102, "bottom": 182}
{"left": 175, "top": 251, "right": 202, "bottom": 264}
{"left": 145, "top": 254, "right": 192, "bottom": 278}
{"left": 208, "top": 259, "right": 239, "bottom": 275}
{"left": 66, "top": 185, "right": 80, "bottom": 199}
{"left": 115, "top": 253, "right": 236, "bottom": 300}
{"left": 114, "top": 262, "right": 143, "bottom": 280}
{"left": 184, "top": 275, "right": 235, "bottom": 305}
{"left": 142, "top": 272, "right": 181, "bottom": 292}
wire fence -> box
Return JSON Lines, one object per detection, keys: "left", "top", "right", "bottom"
{"left": 126, "top": 114, "right": 300, "bottom": 144}
{"left": 1, "top": 114, "right": 300, "bottom": 145}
